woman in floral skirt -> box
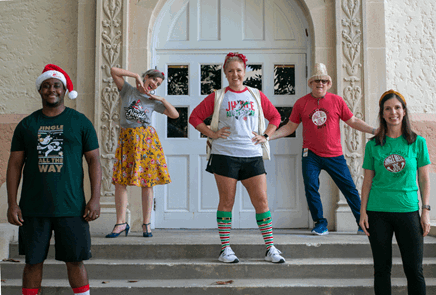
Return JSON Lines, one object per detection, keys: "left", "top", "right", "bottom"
{"left": 106, "top": 67, "right": 179, "bottom": 238}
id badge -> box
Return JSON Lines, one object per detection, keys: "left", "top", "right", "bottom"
{"left": 303, "top": 148, "right": 308, "bottom": 157}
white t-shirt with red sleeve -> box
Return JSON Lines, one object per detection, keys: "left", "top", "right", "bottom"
{"left": 189, "top": 87, "right": 280, "bottom": 158}
{"left": 289, "top": 92, "right": 353, "bottom": 157}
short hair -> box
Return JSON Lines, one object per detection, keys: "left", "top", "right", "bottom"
{"left": 142, "top": 69, "right": 165, "bottom": 81}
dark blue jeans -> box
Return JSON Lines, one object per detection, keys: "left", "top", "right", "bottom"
{"left": 367, "top": 211, "right": 425, "bottom": 295}
{"left": 301, "top": 150, "right": 361, "bottom": 226}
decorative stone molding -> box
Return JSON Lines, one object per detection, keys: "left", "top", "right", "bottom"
{"left": 342, "top": 0, "right": 364, "bottom": 189}
{"left": 97, "top": 0, "right": 123, "bottom": 197}
{"left": 336, "top": 0, "right": 365, "bottom": 231}
{"left": 93, "top": 0, "right": 129, "bottom": 233}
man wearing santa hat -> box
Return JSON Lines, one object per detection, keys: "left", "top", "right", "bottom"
{"left": 6, "top": 64, "right": 101, "bottom": 295}
{"left": 270, "top": 63, "right": 377, "bottom": 236}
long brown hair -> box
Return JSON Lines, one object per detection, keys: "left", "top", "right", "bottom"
{"left": 374, "top": 91, "right": 416, "bottom": 146}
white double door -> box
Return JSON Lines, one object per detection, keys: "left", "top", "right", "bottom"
{"left": 152, "top": 52, "right": 309, "bottom": 228}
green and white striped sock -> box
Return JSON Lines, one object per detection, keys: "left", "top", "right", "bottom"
{"left": 256, "top": 211, "right": 274, "bottom": 250}
{"left": 217, "top": 211, "right": 232, "bottom": 251}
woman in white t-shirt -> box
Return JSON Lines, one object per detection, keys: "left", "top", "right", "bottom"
{"left": 189, "top": 52, "right": 285, "bottom": 263}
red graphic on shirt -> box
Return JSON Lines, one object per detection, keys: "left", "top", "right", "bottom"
{"left": 225, "top": 100, "right": 255, "bottom": 120}
{"left": 225, "top": 101, "right": 255, "bottom": 112}
{"left": 384, "top": 154, "right": 406, "bottom": 173}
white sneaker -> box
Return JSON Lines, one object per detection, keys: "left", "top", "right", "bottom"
{"left": 218, "top": 246, "right": 239, "bottom": 263}
{"left": 265, "top": 245, "right": 285, "bottom": 263}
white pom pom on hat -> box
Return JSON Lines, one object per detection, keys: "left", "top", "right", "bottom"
{"left": 307, "top": 63, "right": 332, "bottom": 87}
{"left": 35, "top": 64, "right": 78, "bottom": 99}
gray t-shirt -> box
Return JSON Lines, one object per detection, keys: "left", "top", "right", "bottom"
{"left": 119, "top": 81, "right": 166, "bottom": 128}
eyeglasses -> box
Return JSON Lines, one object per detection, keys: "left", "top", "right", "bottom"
{"left": 314, "top": 79, "right": 329, "bottom": 84}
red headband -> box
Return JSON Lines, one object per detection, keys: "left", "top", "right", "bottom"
{"left": 155, "top": 69, "right": 164, "bottom": 77}
{"left": 223, "top": 52, "right": 247, "bottom": 69}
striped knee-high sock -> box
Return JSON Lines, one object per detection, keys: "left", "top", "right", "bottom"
{"left": 256, "top": 211, "right": 274, "bottom": 250}
{"left": 22, "top": 288, "right": 40, "bottom": 295}
{"left": 73, "top": 284, "right": 90, "bottom": 295}
{"left": 217, "top": 211, "right": 232, "bottom": 251}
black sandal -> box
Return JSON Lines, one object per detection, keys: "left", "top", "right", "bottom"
{"left": 143, "top": 223, "right": 153, "bottom": 237}
{"left": 105, "top": 222, "right": 130, "bottom": 238}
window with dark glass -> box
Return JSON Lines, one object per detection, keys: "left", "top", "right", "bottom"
{"left": 200, "top": 116, "right": 212, "bottom": 138}
{"left": 168, "top": 65, "right": 189, "bottom": 95}
{"left": 201, "top": 65, "right": 222, "bottom": 95}
{"left": 167, "top": 107, "right": 188, "bottom": 138}
{"left": 274, "top": 65, "right": 295, "bottom": 95}
{"left": 243, "top": 64, "right": 262, "bottom": 91}
{"left": 276, "top": 106, "right": 295, "bottom": 137}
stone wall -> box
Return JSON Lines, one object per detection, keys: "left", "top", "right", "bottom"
{"left": 0, "top": 0, "right": 79, "bottom": 114}
{"left": 0, "top": 0, "right": 80, "bottom": 223}
{"left": 385, "top": 0, "right": 436, "bottom": 115}
{"left": 385, "top": 0, "right": 436, "bottom": 219}
{"left": 385, "top": 0, "right": 436, "bottom": 170}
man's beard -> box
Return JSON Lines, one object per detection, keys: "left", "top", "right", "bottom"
{"left": 45, "top": 97, "right": 63, "bottom": 108}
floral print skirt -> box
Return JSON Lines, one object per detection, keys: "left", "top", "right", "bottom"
{"left": 112, "top": 126, "right": 171, "bottom": 188}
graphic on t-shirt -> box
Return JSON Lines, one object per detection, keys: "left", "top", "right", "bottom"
{"left": 384, "top": 154, "right": 406, "bottom": 173}
{"left": 37, "top": 125, "right": 63, "bottom": 173}
{"left": 125, "top": 99, "right": 150, "bottom": 125}
{"left": 226, "top": 100, "right": 255, "bottom": 120}
{"left": 309, "top": 108, "right": 328, "bottom": 129}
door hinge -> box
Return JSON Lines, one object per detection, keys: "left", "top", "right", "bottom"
{"left": 154, "top": 198, "right": 156, "bottom": 211}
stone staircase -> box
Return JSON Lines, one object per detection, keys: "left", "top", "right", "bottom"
{"left": 2, "top": 229, "right": 436, "bottom": 294}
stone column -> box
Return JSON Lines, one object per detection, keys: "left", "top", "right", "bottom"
{"left": 92, "top": 0, "right": 130, "bottom": 234}
{"left": 335, "top": 0, "right": 365, "bottom": 231}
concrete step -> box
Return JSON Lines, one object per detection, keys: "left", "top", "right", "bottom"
{"left": 3, "top": 278, "right": 436, "bottom": 295}
{"left": 3, "top": 258, "right": 436, "bottom": 280}
{"left": 8, "top": 229, "right": 436, "bottom": 259}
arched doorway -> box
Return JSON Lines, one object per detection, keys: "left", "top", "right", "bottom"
{"left": 151, "top": 0, "right": 311, "bottom": 228}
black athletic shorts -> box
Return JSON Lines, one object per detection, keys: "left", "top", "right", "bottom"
{"left": 206, "top": 154, "right": 266, "bottom": 180}
{"left": 19, "top": 216, "right": 92, "bottom": 264}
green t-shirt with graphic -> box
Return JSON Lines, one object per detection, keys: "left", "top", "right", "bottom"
{"left": 362, "top": 135, "right": 430, "bottom": 212}
{"left": 11, "top": 107, "right": 99, "bottom": 217}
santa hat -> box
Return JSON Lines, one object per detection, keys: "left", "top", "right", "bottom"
{"left": 307, "top": 63, "right": 332, "bottom": 88}
{"left": 35, "top": 64, "right": 78, "bottom": 99}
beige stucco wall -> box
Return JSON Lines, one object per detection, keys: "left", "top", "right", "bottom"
{"left": 385, "top": 0, "right": 436, "bottom": 221}
{"left": 0, "top": 0, "right": 92, "bottom": 224}
{"left": 0, "top": 0, "right": 78, "bottom": 114}
{"left": 385, "top": 0, "right": 436, "bottom": 114}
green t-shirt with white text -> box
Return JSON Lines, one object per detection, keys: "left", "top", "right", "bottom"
{"left": 11, "top": 107, "right": 99, "bottom": 217}
{"left": 362, "top": 135, "right": 430, "bottom": 212}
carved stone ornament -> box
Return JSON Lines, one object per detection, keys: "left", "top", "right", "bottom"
{"left": 100, "top": 0, "right": 122, "bottom": 196}
{"left": 341, "top": 0, "right": 364, "bottom": 190}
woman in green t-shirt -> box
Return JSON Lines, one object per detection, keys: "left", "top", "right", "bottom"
{"left": 359, "top": 90, "right": 431, "bottom": 295}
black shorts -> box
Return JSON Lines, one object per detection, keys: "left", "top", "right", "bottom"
{"left": 19, "top": 216, "right": 92, "bottom": 265}
{"left": 206, "top": 154, "right": 266, "bottom": 180}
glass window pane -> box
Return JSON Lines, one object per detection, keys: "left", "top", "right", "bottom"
{"left": 274, "top": 65, "right": 295, "bottom": 95}
{"left": 201, "top": 65, "right": 222, "bottom": 95}
{"left": 276, "top": 106, "right": 295, "bottom": 137}
{"left": 243, "top": 64, "right": 262, "bottom": 91}
{"left": 167, "top": 107, "right": 188, "bottom": 138}
{"left": 200, "top": 116, "right": 212, "bottom": 138}
{"left": 168, "top": 65, "right": 189, "bottom": 95}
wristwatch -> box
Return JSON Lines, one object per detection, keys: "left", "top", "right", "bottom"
{"left": 263, "top": 134, "right": 269, "bottom": 141}
{"left": 422, "top": 205, "right": 431, "bottom": 211}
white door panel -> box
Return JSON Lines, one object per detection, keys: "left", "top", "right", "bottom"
{"left": 152, "top": 0, "right": 310, "bottom": 228}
